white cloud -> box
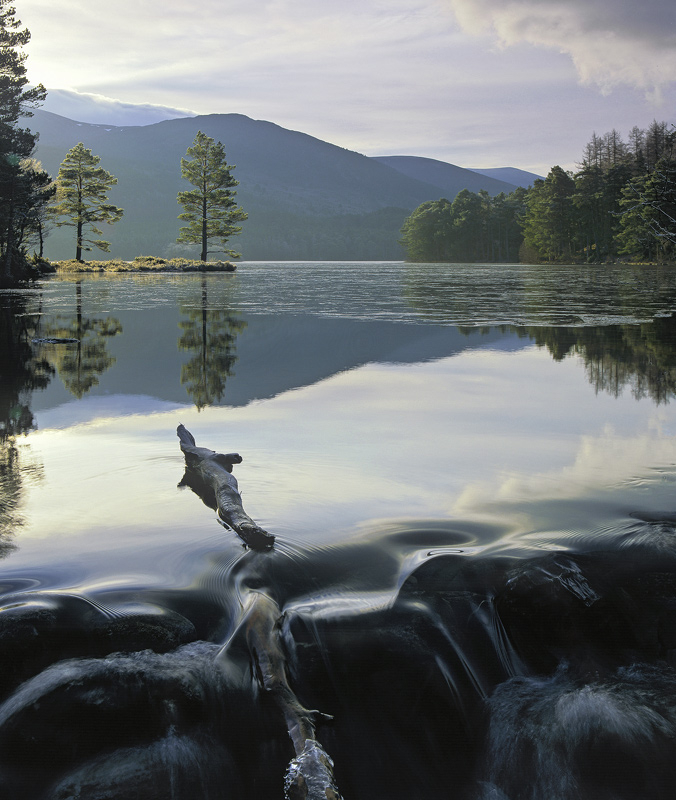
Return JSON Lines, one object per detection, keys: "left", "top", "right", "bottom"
{"left": 40, "top": 89, "right": 195, "bottom": 126}
{"left": 445, "top": 0, "right": 676, "bottom": 94}
{"left": 15, "top": 0, "right": 676, "bottom": 172}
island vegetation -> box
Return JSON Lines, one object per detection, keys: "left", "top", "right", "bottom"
{"left": 400, "top": 122, "right": 676, "bottom": 264}
{"left": 0, "top": 5, "right": 247, "bottom": 285}
{"left": 45, "top": 256, "right": 236, "bottom": 273}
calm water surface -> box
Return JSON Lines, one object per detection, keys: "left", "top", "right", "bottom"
{"left": 2, "top": 261, "right": 676, "bottom": 799}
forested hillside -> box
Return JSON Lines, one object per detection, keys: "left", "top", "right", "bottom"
{"left": 400, "top": 121, "right": 676, "bottom": 264}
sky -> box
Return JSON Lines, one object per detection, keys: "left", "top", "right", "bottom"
{"left": 18, "top": 0, "right": 676, "bottom": 174}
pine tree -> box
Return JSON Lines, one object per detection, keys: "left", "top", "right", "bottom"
{"left": 399, "top": 198, "right": 454, "bottom": 262}
{"left": 50, "top": 143, "right": 123, "bottom": 261}
{"left": 177, "top": 131, "right": 247, "bottom": 261}
{"left": 618, "top": 130, "right": 676, "bottom": 262}
{"left": 522, "top": 167, "right": 576, "bottom": 262}
{"left": 0, "top": 0, "right": 50, "bottom": 282}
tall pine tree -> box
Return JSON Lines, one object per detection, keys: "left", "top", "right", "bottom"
{"left": 50, "top": 143, "right": 123, "bottom": 261}
{"left": 0, "top": 0, "right": 52, "bottom": 283}
{"left": 177, "top": 131, "right": 247, "bottom": 261}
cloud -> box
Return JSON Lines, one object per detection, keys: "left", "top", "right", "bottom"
{"left": 40, "top": 89, "right": 195, "bottom": 126}
{"left": 17, "top": 0, "right": 676, "bottom": 172}
{"left": 446, "top": 0, "right": 676, "bottom": 94}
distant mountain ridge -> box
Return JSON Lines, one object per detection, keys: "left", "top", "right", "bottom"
{"left": 467, "top": 167, "right": 542, "bottom": 188}
{"left": 372, "top": 156, "right": 519, "bottom": 198}
{"left": 31, "top": 110, "right": 533, "bottom": 261}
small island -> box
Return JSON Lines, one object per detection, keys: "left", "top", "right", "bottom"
{"left": 39, "top": 256, "right": 237, "bottom": 274}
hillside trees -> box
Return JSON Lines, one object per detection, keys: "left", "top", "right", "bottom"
{"left": 399, "top": 198, "right": 454, "bottom": 261}
{"left": 521, "top": 167, "right": 576, "bottom": 262}
{"left": 400, "top": 121, "right": 676, "bottom": 264}
{"left": 399, "top": 190, "right": 525, "bottom": 263}
{"left": 0, "top": 0, "right": 53, "bottom": 282}
{"left": 617, "top": 134, "right": 676, "bottom": 262}
{"left": 177, "top": 131, "right": 247, "bottom": 261}
{"left": 523, "top": 124, "right": 676, "bottom": 263}
{"left": 49, "top": 143, "right": 123, "bottom": 261}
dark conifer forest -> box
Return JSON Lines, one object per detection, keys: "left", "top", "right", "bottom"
{"left": 400, "top": 122, "right": 676, "bottom": 264}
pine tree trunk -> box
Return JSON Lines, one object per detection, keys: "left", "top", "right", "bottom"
{"left": 76, "top": 188, "right": 83, "bottom": 262}
{"left": 201, "top": 191, "right": 208, "bottom": 261}
{"left": 3, "top": 173, "right": 16, "bottom": 281}
{"left": 76, "top": 220, "right": 82, "bottom": 262}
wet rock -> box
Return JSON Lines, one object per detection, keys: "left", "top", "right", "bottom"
{"left": 494, "top": 552, "right": 675, "bottom": 674}
{"left": 46, "top": 733, "right": 240, "bottom": 800}
{"left": 0, "top": 641, "right": 289, "bottom": 800}
{"left": 0, "top": 596, "right": 197, "bottom": 697}
{"left": 474, "top": 663, "right": 676, "bottom": 800}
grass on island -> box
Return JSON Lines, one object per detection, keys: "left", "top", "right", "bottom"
{"left": 46, "top": 256, "right": 236, "bottom": 273}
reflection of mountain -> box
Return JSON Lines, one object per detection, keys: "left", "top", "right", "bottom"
{"left": 28, "top": 290, "right": 676, "bottom": 413}
{"left": 38, "top": 282, "right": 123, "bottom": 399}
{"left": 178, "top": 279, "right": 247, "bottom": 409}
{"left": 518, "top": 318, "right": 676, "bottom": 404}
{"left": 30, "top": 310, "right": 520, "bottom": 412}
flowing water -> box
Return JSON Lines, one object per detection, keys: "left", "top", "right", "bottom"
{"left": 2, "top": 261, "right": 676, "bottom": 798}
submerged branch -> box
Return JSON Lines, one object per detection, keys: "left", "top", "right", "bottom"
{"left": 228, "top": 591, "right": 344, "bottom": 800}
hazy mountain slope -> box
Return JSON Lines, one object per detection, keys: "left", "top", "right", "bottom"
{"left": 32, "top": 111, "right": 524, "bottom": 260}
{"left": 371, "top": 155, "right": 518, "bottom": 198}
{"left": 468, "top": 167, "right": 543, "bottom": 188}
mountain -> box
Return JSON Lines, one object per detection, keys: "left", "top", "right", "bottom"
{"left": 468, "top": 167, "right": 543, "bottom": 188}
{"left": 371, "top": 156, "right": 518, "bottom": 198}
{"left": 31, "top": 110, "right": 521, "bottom": 261}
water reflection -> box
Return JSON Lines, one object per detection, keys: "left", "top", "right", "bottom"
{"left": 37, "top": 281, "right": 123, "bottom": 399}
{"left": 1, "top": 265, "right": 676, "bottom": 798}
{"left": 403, "top": 262, "right": 676, "bottom": 325}
{"left": 451, "top": 317, "right": 676, "bottom": 406}
{"left": 517, "top": 317, "right": 676, "bottom": 404}
{"left": 0, "top": 295, "right": 49, "bottom": 552}
{"left": 178, "top": 277, "right": 246, "bottom": 409}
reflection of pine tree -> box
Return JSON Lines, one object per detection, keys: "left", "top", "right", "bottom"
{"left": 178, "top": 278, "right": 246, "bottom": 409}
{"left": 0, "top": 295, "right": 49, "bottom": 552}
{"left": 0, "top": 436, "right": 42, "bottom": 549}
{"left": 0, "top": 296, "right": 52, "bottom": 437}
{"left": 41, "top": 281, "right": 122, "bottom": 398}
{"left": 523, "top": 316, "right": 676, "bottom": 404}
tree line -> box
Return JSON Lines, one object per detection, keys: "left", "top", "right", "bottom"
{"left": 400, "top": 121, "right": 676, "bottom": 264}
{"left": 0, "top": 1, "right": 246, "bottom": 284}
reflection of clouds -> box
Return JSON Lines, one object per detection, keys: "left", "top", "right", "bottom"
{"left": 453, "top": 426, "right": 676, "bottom": 540}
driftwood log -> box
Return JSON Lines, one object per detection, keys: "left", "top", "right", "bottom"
{"left": 177, "top": 424, "right": 275, "bottom": 551}
{"left": 177, "top": 426, "right": 342, "bottom": 799}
